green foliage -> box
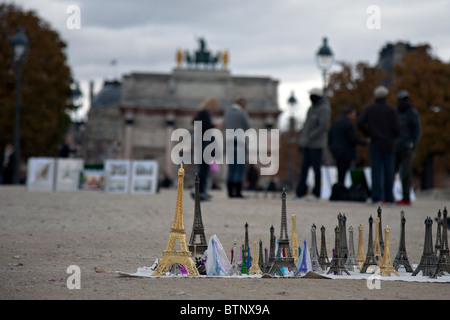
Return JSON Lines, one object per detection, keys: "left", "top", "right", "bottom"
{"left": 0, "top": 3, "right": 75, "bottom": 160}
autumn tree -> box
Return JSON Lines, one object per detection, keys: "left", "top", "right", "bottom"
{"left": 0, "top": 4, "right": 76, "bottom": 172}
{"left": 391, "top": 46, "right": 450, "bottom": 188}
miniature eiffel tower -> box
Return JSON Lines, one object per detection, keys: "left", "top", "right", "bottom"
{"left": 249, "top": 241, "right": 263, "bottom": 275}
{"left": 379, "top": 226, "right": 399, "bottom": 276}
{"left": 361, "top": 216, "right": 379, "bottom": 273}
{"left": 412, "top": 217, "right": 437, "bottom": 276}
{"left": 327, "top": 226, "right": 350, "bottom": 275}
{"left": 338, "top": 213, "right": 348, "bottom": 262}
{"left": 345, "top": 226, "right": 359, "bottom": 271}
{"left": 356, "top": 224, "right": 366, "bottom": 268}
{"left": 244, "top": 222, "right": 251, "bottom": 267}
{"left": 393, "top": 210, "right": 413, "bottom": 272}
{"left": 373, "top": 216, "right": 383, "bottom": 265}
{"left": 377, "top": 207, "right": 384, "bottom": 255}
{"left": 434, "top": 210, "right": 442, "bottom": 254}
{"left": 265, "top": 225, "right": 276, "bottom": 273}
{"left": 153, "top": 164, "right": 199, "bottom": 276}
{"left": 240, "top": 246, "right": 249, "bottom": 275}
{"left": 432, "top": 207, "right": 450, "bottom": 277}
{"left": 188, "top": 174, "right": 208, "bottom": 255}
{"left": 318, "top": 225, "right": 331, "bottom": 270}
{"left": 258, "top": 238, "right": 265, "bottom": 271}
{"left": 291, "top": 214, "right": 299, "bottom": 263}
{"left": 310, "top": 224, "right": 323, "bottom": 272}
{"left": 267, "top": 190, "right": 300, "bottom": 277}
{"left": 227, "top": 239, "right": 241, "bottom": 276}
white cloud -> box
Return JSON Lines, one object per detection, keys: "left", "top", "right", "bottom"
{"left": 9, "top": 0, "right": 450, "bottom": 123}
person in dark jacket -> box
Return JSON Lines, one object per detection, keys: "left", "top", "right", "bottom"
{"left": 192, "top": 98, "right": 218, "bottom": 201}
{"left": 58, "top": 135, "right": 79, "bottom": 158}
{"left": 357, "top": 86, "right": 401, "bottom": 204}
{"left": 1, "top": 143, "right": 16, "bottom": 184}
{"left": 394, "top": 90, "right": 422, "bottom": 205}
{"left": 328, "top": 108, "right": 367, "bottom": 185}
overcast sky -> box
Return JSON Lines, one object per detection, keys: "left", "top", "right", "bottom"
{"left": 9, "top": 0, "right": 450, "bottom": 126}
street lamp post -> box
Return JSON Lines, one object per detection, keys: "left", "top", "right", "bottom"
{"left": 286, "top": 91, "right": 297, "bottom": 190}
{"left": 10, "top": 26, "right": 29, "bottom": 184}
{"left": 316, "top": 37, "right": 334, "bottom": 94}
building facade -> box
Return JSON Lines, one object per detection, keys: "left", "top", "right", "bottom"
{"left": 84, "top": 41, "right": 280, "bottom": 185}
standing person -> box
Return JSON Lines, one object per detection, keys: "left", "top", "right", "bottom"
{"left": 1, "top": 143, "right": 16, "bottom": 184}
{"left": 357, "top": 85, "right": 401, "bottom": 204}
{"left": 394, "top": 90, "right": 422, "bottom": 205}
{"left": 328, "top": 107, "right": 367, "bottom": 185}
{"left": 223, "top": 98, "right": 251, "bottom": 198}
{"left": 58, "top": 135, "right": 79, "bottom": 158}
{"left": 192, "top": 98, "right": 218, "bottom": 201}
{"left": 295, "top": 88, "right": 331, "bottom": 201}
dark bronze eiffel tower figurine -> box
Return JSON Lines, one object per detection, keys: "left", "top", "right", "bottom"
{"left": 258, "top": 238, "right": 265, "bottom": 271}
{"left": 318, "top": 225, "right": 331, "bottom": 270}
{"left": 393, "top": 210, "right": 413, "bottom": 272}
{"left": 434, "top": 210, "right": 442, "bottom": 254}
{"left": 377, "top": 207, "right": 384, "bottom": 255}
{"left": 412, "top": 217, "right": 437, "bottom": 276}
{"left": 327, "top": 226, "right": 350, "bottom": 275}
{"left": 264, "top": 225, "right": 276, "bottom": 273}
{"left": 338, "top": 213, "right": 348, "bottom": 262}
{"left": 432, "top": 207, "right": 450, "bottom": 277}
{"left": 244, "top": 222, "right": 251, "bottom": 266}
{"left": 188, "top": 174, "right": 208, "bottom": 255}
{"left": 361, "top": 215, "right": 379, "bottom": 273}
{"left": 267, "top": 190, "right": 300, "bottom": 277}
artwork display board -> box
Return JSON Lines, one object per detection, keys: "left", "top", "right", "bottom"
{"left": 104, "top": 160, "right": 131, "bottom": 193}
{"left": 54, "top": 158, "right": 84, "bottom": 192}
{"left": 130, "top": 160, "right": 158, "bottom": 194}
{"left": 26, "top": 157, "right": 55, "bottom": 192}
{"left": 79, "top": 169, "right": 105, "bottom": 191}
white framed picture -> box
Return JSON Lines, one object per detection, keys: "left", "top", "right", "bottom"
{"left": 26, "top": 157, "right": 55, "bottom": 192}
{"left": 130, "top": 160, "right": 158, "bottom": 194}
{"left": 54, "top": 158, "right": 84, "bottom": 192}
{"left": 104, "top": 160, "right": 131, "bottom": 193}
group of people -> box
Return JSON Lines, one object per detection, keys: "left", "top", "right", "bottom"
{"left": 294, "top": 85, "right": 421, "bottom": 205}
{"left": 192, "top": 97, "right": 251, "bottom": 201}
{"left": 193, "top": 84, "right": 421, "bottom": 206}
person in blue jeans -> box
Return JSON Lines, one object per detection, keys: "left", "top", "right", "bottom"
{"left": 295, "top": 88, "right": 331, "bottom": 200}
{"left": 357, "top": 86, "right": 401, "bottom": 204}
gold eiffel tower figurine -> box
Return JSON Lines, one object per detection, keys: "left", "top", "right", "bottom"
{"left": 291, "top": 214, "right": 299, "bottom": 263}
{"left": 249, "top": 240, "right": 263, "bottom": 275}
{"left": 379, "top": 226, "right": 399, "bottom": 276}
{"left": 374, "top": 216, "right": 383, "bottom": 266}
{"left": 356, "top": 224, "right": 366, "bottom": 268}
{"left": 153, "top": 164, "right": 200, "bottom": 276}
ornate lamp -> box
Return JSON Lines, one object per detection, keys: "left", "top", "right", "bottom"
{"left": 10, "top": 25, "right": 29, "bottom": 184}
{"left": 315, "top": 37, "right": 334, "bottom": 93}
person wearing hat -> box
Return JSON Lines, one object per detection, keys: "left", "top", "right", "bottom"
{"left": 394, "top": 90, "right": 422, "bottom": 205}
{"left": 294, "top": 88, "right": 331, "bottom": 200}
{"left": 357, "top": 85, "right": 401, "bottom": 204}
{"left": 328, "top": 107, "right": 367, "bottom": 186}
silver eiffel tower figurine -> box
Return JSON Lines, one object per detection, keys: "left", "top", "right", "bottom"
{"left": 345, "top": 226, "right": 359, "bottom": 271}
{"left": 227, "top": 239, "right": 241, "bottom": 276}
{"left": 310, "top": 224, "right": 323, "bottom": 273}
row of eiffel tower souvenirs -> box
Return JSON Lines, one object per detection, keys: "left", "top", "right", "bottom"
{"left": 153, "top": 166, "right": 449, "bottom": 278}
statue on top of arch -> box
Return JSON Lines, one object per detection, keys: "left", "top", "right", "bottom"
{"left": 176, "top": 37, "right": 229, "bottom": 70}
